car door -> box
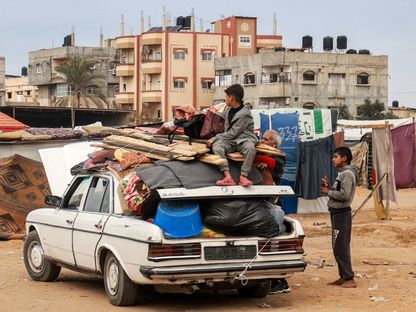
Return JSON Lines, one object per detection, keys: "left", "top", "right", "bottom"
{"left": 72, "top": 175, "right": 111, "bottom": 271}
{"left": 42, "top": 176, "right": 90, "bottom": 265}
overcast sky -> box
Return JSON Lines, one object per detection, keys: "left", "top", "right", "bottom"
{"left": 1, "top": 0, "right": 415, "bottom": 108}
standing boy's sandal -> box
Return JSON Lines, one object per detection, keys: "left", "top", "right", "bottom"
{"left": 239, "top": 176, "right": 253, "bottom": 187}
{"left": 340, "top": 279, "right": 357, "bottom": 288}
{"left": 216, "top": 177, "right": 236, "bottom": 186}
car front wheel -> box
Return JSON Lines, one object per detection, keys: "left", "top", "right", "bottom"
{"left": 103, "top": 252, "right": 138, "bottom": 306}
{"left": 23, "top": 231, "right": 61, "bottom": 282}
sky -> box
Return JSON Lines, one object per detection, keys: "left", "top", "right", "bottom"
{"left": 1, "top": 0, "right": 415, "bottom": 108}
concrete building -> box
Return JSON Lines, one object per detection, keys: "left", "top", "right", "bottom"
{"left": 28, "top": 46, "right": 119, "bottom": 109}
{"left": 214, "top": 49, "right": 388, "bottom": 116}
{"left": 388, "top": 106, "right": 416, "bottom": 119}
{"left": 115, "top": 16, "right": 282, "bottom": 122}
{"left": 0, "top": 57, "right": 5, "bottom": 106}
{"left": 5, "top": 75, "right": 39, "bottom": 105}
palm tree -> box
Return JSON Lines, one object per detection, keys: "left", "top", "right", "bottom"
{"left": 55, "top": 56, "right": 106, "bottom": 128}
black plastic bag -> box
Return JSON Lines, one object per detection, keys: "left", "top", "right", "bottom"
{"left": 202, "top": 199, "right": 280, "bottom": 237}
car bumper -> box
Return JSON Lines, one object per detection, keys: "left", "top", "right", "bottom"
{"left": 140, "top": 260, "right": 306, "bottom": 281}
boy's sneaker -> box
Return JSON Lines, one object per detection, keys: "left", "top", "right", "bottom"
{"left": 269, "top": 279, "right": 290, "bottom": 294}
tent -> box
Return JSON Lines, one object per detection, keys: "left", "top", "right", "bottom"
{"left": 0, "top": 112, "right": 29, "bottom": 132}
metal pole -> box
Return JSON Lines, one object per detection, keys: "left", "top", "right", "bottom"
{"left": 385, "top": 121, "right": 391, "bottom": 220}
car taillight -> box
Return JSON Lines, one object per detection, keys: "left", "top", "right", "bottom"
{"left": 148, "top": 243, "right": 201, "bottom": 261}
{"left": 258, "top": 238, "right": 304, "bottom": 255}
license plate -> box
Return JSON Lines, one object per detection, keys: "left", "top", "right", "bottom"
{"left": 204, "top": 245, "right": 257, "bottom": 260}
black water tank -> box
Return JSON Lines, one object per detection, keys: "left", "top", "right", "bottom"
{"left": 359, "top": 49, "right": 371, "bottom": 55}
{"left": 392, "top": 100, "right": 399, "bottom": 108}
{"left": 337, "top": 35, "right": 347, "bottom": 50}
{"left": 183, "top": 16, "right": 192, "bottom": 29}
{"left": 176, "top": 16, "right": 185, "bottom": 27}
{"left": 302, "top": 35, "right": 313, "bottom": 49}
{"left": 63, "top": 34, "right": 72, "bottom": 47}
{"left": 21, "top": 66, "right": 28, "bottom": 76}
{"left": 346, "top": 49, "right": 357, "bottom": 54}
{"left": 323, "top": 36, "right": 333, "bottom": 51}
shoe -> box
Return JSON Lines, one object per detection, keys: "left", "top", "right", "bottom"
{"left": 340, "top": 279, "right": 357, "bottom": 288}
{"left": 216, "top": 176, "right": 236, "bottom": 186}
{"left": 327, "top": 277, "right": 346, "bottom": 285}
{"left": 269, "top": 279, "right": 291, "bottom": 294}
{"left": 239, "top": 176, "right": 253, "bottom": 187}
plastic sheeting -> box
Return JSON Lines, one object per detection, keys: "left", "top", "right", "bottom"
{"left": 392, "top": 123, "right": 416, "bottom": 188}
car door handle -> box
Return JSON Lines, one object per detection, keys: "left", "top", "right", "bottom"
{"left": 66, "top": 219, "right": 73, "bottom": 224}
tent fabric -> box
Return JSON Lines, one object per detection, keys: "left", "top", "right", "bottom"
{"left": 261, "top": 112, "right": 299, "bottom": 214}
{"left": 392, "top": 123, "right": 416, "bottom": 188}
{"left": 350, "top": 141, "right": 369, "bottom": 187}
{"left": 297, "top": 196, "right": 330, "bottom": 213}
{"left": 0, "top": 112, "right": 29, "bottom": 132}
{"left": 372, "top": 128, "right": 398, "bottom": 202}
{"left": 313, "top": 109, "right": 332, "bottom": 139}
{"left": 0, "top": 154, "right": 51, "bottom": 239}
{"left": 296, "top": 135, "right": 337, "bottom": 200}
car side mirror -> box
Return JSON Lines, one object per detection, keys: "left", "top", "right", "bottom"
{"left": 45, "top": 195, "right": 62, "bottom": 207}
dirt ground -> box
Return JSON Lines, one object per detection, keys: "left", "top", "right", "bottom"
{"left": 1, "top": 187, "right": 415, "bottom": 312}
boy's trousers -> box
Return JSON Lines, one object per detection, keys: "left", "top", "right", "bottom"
{"left": 329, "top": 207, "right": 354, "bottom": 280}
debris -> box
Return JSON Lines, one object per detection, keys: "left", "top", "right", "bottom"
{"left": 0, "top": 251, "right": 15, "bottom": 255}
{"left": 311, "top": 277, "right": 320, "bottom": 282}
{"left": 368, "top": 284, "right": 378, "bottom": 291}
{"left": 363, "top": 260, "right": 390, "bottom": 265}
{"left": 370, "top": 296, "right": 390, "bottom": 302}
{"left": 387, "top": 269, "right": 397, "bottom": 272}
{"left": 313, "top": 221, "right": 326, "bottom": 226}
{"left": 409, "top": 272, "right": 416, "bottom": 278}
{"left": 390, "top": 216, "right": 409, "bottom": 221}
{"left": 257, "top": 303, "right": 271, "bottom": 308}
{"left": 356, "top": 273, "right": 372, "bottom": 279}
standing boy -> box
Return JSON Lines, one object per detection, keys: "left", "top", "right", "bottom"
{"left": 321, "top": 146, "right": 358, "bottom": 288}
{"left": 207, "top": 84, "right": 258, "bottom": 187}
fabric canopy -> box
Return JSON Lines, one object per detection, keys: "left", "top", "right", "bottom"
{"left": 0, "top": 112, "right": 29, "bottom": 132}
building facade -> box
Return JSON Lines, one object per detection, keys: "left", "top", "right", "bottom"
{"left": 214, "top": 50, "right": 388, "bottom": 116}
{"left": 0, "top": 57, "right": 5, "bottom": 106}
{"left": 115, "top": 16, "right": 282, "bottom": 122}
{"left": 5, "top": 75, "right": 39, "bottom": 105}
{"left": 28, "top": 46, "right": 119, "bottom": 109}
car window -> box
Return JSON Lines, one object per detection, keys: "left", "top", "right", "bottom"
{"left": 62, "top": 177, "right": 90, "bottom": 210}
{"left": 84, "top": 177, "right": 110, "bottom": 213}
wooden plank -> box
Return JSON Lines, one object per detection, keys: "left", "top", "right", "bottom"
{"left": 90, "top": 143, "right": 172, "bottom": 161}
{"left": 171, "top": 141, "right": 210, "bottom": 154}
{"left": 196, "top": 154, "right": 227, "bottom": 166}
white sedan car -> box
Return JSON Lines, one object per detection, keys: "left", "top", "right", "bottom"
{"left": 24, "top": 172, "right": 306, "bottom": 306}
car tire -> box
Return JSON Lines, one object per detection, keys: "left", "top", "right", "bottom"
{"left": 237, "top": 279, "right": 272, "bottom": 298}
{"left": 103, "top": 252, "right": 138, "bottom": 306}
{"left": 23, "top": 231, "right": 61, "bottom": 282}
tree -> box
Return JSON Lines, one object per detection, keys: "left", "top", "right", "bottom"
{"left": 356, "top": 99, "right": 395, "bottom": 120}
{"left": 55, "top": 56, "right": 106, "bottom": 128}
{"left": 338, "top": 104, "right": 353, "bottom": 120}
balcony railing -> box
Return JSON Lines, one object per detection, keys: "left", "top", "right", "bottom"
{"left": 261, "top": 72, "right": 291, "bottom": 83}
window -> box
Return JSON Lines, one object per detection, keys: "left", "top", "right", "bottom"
{"left": 153, "top": 50, "right": 162, "bottom": 61}
{"left": 173, "top": 50, "right": 186, "bottom": 60}
{"left": 7, "top": 92, "right": 12, "bottom": 99}
{"left": 123, "top": 84, "right": 127, "bottom": 92}
{"left": 173, "top": 79, "right": 186, "bottom": 89}
{"left": 244, "top": 72, "right": 256, "bottom": 85}
{"left": 202, "top": 79, "right": 214, "bottom": 89}
{"left": 239, "top": 35, "right": 252, "bottom": 48}
{"left": 84, "top": 177, "right": 110, "bottom": 213}
{"left": 303, "top": 102, "right": 315, "bottom": 109}
{"left": 36, "top": 64, "right": 42, "bottom": 74}
{"left": 26, "top": 90, "right": 31, "bottom": 96}
{"left": 156, "top": 80, "right": 161, "bottom": 90}
{"left": 357, "top": 72, "right": 369, "bottom": 85}
{"left": 303, "top": 71, "right": 315, "bottom": 81}
{"left": 86, "top": 85, "right": 100, "bottom": 96}
{"left": 62, "top": 177, "right": 90, "bottom": 209}
{"left": 56, "top": 84, "right": 73, "bottom": 97}
{"left": 215, "top": 69, "right": 232, "bottom": 87}
{"left": 202, "top": 51, "right": 213, "bottom": 61}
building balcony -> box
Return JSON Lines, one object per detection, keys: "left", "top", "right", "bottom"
{"left": 116, "top": 64, "right": 135, "bottom": 77}
{"left": 141, "top": 90, "right": 162, "bottom": 103}
{"left": 257, "top": 83, "right": 292, "bottom": 97}
{"left": 141, "top": 37, "right": 162, "bottom": 46}
{"left": 116, "top": 36, "right": 135, "bottom": 49}
{"left": 115, "top": 92, "right": 134, "bottom": 105}
{"left": 141, "top": 62, "right": 162, "bottom": 74}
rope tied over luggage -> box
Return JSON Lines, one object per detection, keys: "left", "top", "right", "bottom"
{"left": 234, "top": 237, "right": 272, "bottom": 286}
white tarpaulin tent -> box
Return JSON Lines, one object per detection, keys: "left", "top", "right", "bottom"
{"left": 337, "top": 118, "right": 414, "bottom": 141}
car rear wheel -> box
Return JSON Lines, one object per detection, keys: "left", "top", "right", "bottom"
{"left": 237, "top": 279, "right": 272, "bottom": 298}
{"left": 23, "top": 231, "right": 61, "bottom": 282}
{"left": 103, "top": 252, "right": 138, "bottom": 306}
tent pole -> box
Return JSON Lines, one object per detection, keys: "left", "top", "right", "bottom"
{"left": 385, "top": 121, "right": 391, "bottom": 220}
